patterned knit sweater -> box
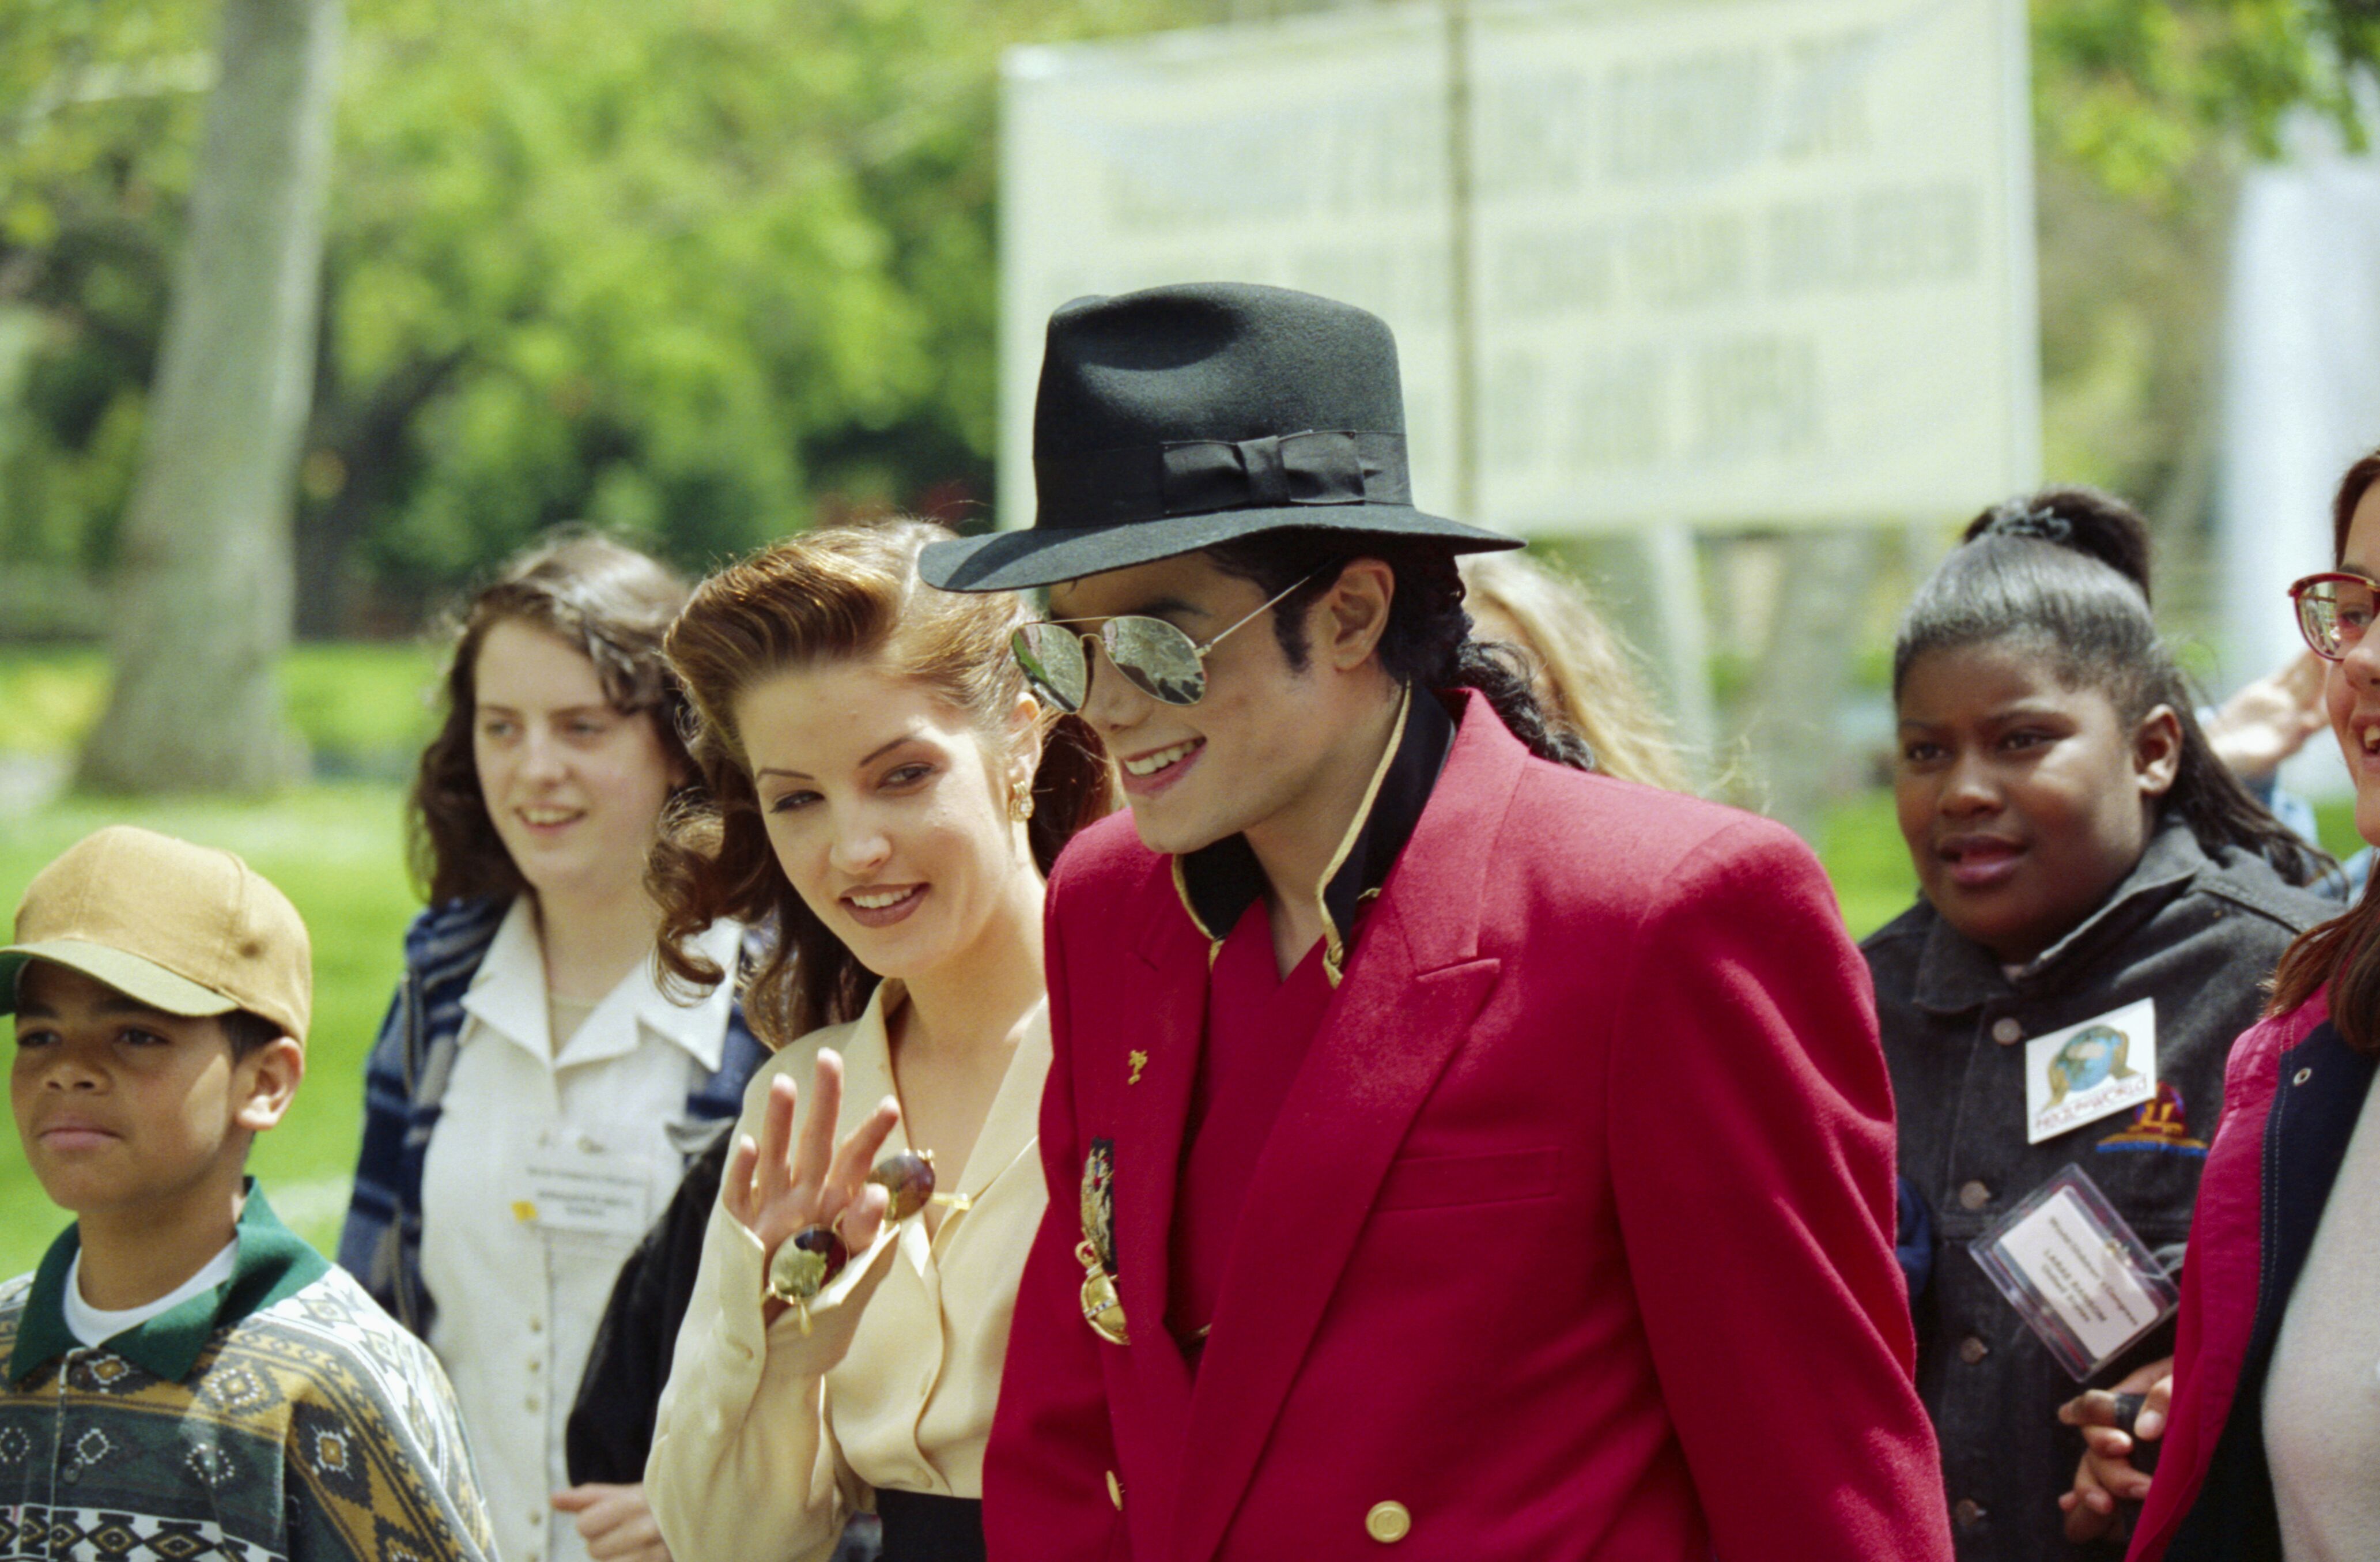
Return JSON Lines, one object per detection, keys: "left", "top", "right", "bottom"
{"left": 0, "top": 1187, "right": 494, "bottom": 1562}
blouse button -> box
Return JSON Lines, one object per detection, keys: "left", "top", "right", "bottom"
{"left": 1991, "top": 1017, "right": 2023, "bottom": 1046}
{"left": 1365, "top": 1501, "right": 1412, "bottom": 1543}
{"left": 1106, "top": 1470, "right": 1124, "bottom": 1510}
{"left": 1959, "top": 1180, "right": 1992, "bottom": 1211}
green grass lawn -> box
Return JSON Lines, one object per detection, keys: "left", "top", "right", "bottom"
{"left": 1821, "top": 788, "right": 1920, "bottom": 941}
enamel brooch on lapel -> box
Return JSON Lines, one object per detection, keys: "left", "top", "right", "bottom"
{"left": 1078, "top": 1138, "right": 1128, "bottom": 1345}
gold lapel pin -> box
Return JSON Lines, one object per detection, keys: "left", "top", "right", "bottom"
{"left": 1127, "top": 1049, "right": 1149, "bottom": 1085}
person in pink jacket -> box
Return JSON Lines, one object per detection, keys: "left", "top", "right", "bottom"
{"left": 2100, "top": 446, "right": 2380, "bottom": 1560}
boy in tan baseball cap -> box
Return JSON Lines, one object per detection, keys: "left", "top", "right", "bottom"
{"left": 0, "top": 825, "right": 496, "bottom": 1561}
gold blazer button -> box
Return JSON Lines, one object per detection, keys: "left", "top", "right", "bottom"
{"left": 1365, "top": 1501, "right": 1411, "bottom": 1543}
{"left": 1106, "top": 1470, "right": 1124, "bottom": 1510}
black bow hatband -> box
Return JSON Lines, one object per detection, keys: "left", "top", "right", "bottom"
{"left": 1034, "top": 429, "right": 1411, "bottom": 531}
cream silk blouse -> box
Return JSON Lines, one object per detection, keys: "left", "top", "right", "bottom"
{"left": 645, "top": 980, "right": 1051, "bottom": 1562}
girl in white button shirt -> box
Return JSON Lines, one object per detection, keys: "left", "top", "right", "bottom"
{"left": 339, "top": 534, "right": 764, "bottom": 1562}
{"left": 642, "top": 520, "right": 1112, "bottom": 1562}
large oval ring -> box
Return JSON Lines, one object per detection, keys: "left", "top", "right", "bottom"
{"left": 766, "top": 1225, "right": 850, "bottom": 1306}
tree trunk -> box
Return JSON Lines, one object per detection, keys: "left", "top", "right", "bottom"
{"left": 75, "top": 0, "right": 342, "bottom": 795}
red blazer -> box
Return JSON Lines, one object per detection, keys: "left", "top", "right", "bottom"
{"left": 985, "top": 692, "right": 1951, "bottom": 1561}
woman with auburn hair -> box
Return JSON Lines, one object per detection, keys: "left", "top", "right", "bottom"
{"left": 2110, "top": 448, "right": 2380, "bottom": 1560}
{"left": 643, "top": 519, "right": 1110, "bottom": 1562}
{"left": 340, "top": 531, "right": 767, "bottom": 1562}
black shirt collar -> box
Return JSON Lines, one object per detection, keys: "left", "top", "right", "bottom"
{"left": 1172, "top": 684, "right": 1454, "bottom": 985}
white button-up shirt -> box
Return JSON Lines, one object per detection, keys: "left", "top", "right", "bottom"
{"left": 421, "top": 899, "right": 743, "bottom": 1562}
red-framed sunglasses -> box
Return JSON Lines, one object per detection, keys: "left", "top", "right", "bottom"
{"left": 2288, "top": 571, "right": 2380, "bottom": 661}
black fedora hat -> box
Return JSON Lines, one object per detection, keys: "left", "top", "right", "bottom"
{"left": 918, "top": 282, "right": 1518, "bottom": 592}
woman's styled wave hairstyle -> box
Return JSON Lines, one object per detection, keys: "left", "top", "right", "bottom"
{"left": 651, "top": 518, "right": 1113, "bottom": 1047}
{"left": 409, "top": 531, "right": 696, "bottom": 907}
{"left": 2271, "top": 451, "right": 2380, "bottom": 1047}
{"left": 1894, "top": 486, "right": 2326, "bottom": 894}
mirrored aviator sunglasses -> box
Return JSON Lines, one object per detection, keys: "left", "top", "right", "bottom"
{"left": 1010, "top": 566, "right": 1330, "bottom": 714}
{"left": 1012, "top": 617, "right": 1212, "bottom": 714}
{"left": 2289, "top": 571, "right": 2380, "bottom": 661}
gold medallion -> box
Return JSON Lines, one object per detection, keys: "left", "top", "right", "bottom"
{"left": 1077, "top": 1241, "right": 1129, "bottom": 1345}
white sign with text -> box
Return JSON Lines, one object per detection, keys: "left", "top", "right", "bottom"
{"left": 1001, "top": 0, "right": 2039, "bottom": 534}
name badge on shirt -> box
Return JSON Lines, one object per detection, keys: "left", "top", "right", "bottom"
{"left": 1971, "top": 1164, "right": 2179, "bottom": 1379}
{"left": 509, "top": 1137, "right": 652, "bottom": 1239}
{"left": 2024, "top": 998, "right": 2157, "bottom": 1145}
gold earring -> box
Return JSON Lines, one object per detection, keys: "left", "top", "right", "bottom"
{"left": 1011, "top": 789, "right": 1036, "bottom": 822}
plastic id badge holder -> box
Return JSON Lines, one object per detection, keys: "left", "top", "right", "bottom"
{"left": 1971, "top": 1164, "right": 2179, "bottom": 1381}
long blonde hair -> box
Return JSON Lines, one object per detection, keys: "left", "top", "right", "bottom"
{"left": 1460, "top": 551, "right": 1687, "bottom": 791}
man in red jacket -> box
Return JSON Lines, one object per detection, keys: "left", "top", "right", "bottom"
{"left": 920, "top": 282, "right": 1951, "bottom": 1561}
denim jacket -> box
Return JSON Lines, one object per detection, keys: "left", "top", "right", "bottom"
{"left": 335, "top": 897, "right": 768, "bottom": 1338}
{"left": 1863, "top": 824, "right": 2330, "bottom": 1562}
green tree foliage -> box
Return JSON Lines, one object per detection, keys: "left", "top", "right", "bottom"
{"left": 2, "top": 0, "right": 2376, "bottom": 635}
{"left": 2, "top": 0, "right": 1199, "bottom": 632}
{"left": 2041, "top": 0, "right": 2380, "bottom": 199}
{"left": 2026, "top": 1, "right": 2380, "bottom": 620}
{"left": 0, "top": 1, "right": 211, "bottom": 593}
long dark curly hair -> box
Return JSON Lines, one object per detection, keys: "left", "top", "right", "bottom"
{"left": 409, "top": 532, "right": 697, "bottom": 907}
{"left": 650, "top": 519, "right": 1114, "bottom": 1047}
{"left": 1199, "top": 529, "right": 1594, "bottom": 770}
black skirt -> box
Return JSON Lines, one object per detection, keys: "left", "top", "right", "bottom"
{"left": 871, "top": 1491, "right": 984, "bottom": 1562}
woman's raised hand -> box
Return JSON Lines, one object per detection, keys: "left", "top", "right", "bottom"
{"left": 721, "top": 1049, "right": 903, "bottom": 1320}
{"left": 2205, "top": 650, "right": 2328, "bottom": 783}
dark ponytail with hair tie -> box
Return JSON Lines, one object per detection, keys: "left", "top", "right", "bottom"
{"left": 1984, "top": 507, "right": 2074, "bottom": 548}
{"left": 1895, "top": 485, "right": 2328, "bottom": 890}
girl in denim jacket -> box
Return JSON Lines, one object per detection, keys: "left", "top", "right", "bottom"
{"left": 1866, "top": 489, "right": 2332, "bottom": 1561}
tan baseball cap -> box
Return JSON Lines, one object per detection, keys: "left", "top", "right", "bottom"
{"left": 0, "top": 825, "right": 311, "bottom": 1047}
